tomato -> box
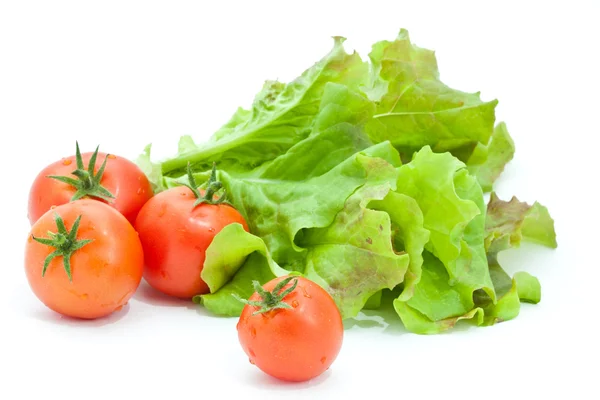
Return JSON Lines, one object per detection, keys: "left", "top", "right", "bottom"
{"left": 134, "top": 164, "right": 249, "bottom": 299}
{"left": 27, "top": 142, "right": 153, "bottom": 225}
{"left": 236, "top": 275, "right": 344, "bottom": 382}
{"left": 24, "top": 199, "right": 144, "bottom": 319}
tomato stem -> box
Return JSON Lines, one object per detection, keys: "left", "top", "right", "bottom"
{"left": 234, "top": 276, "right": 299, "bottom": 315}
{"left": 47, "top": 142, "right": 115, "bottom": 203}
{"left": 31, "top": 213, "right": 93, "bottom": 282}
{"left": 181, "top": 162, "right": 228, "bottom": 208}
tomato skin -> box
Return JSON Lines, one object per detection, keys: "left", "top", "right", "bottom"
{"left": 134, "top": 186, "right": 249, "bottom": 299}
{"left": 27, "top": 151, "right": 153, "bottom": 225}
{"left": 237, "top": 276, "right": 344, "bottom": 382}
{"left": 24, "top": 199, "right": 144, "bottom": 319}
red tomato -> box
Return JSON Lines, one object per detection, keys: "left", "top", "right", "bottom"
{"left": 24, "top": 199, "right": 144, "bottom": 319}
{"left": 134, "top": 165, "right": 249, "bottom": 299}
{"left": 236, "top": 276, "right": 344, "bottom": 382}
{"left": 28, "top": 142, "right": 153, "bottom": 225}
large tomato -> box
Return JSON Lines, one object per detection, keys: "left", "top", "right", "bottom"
{"left": 236, "top": 276, "right": 344, "bottom": 382}
{"left": 24, "top": 199, "right": 144, "bottom": 319}
{"left": 135, "top": 164, "right": 249, "bottom": 299}
{"left": 27, "top": 142, "right": 153, "bottom": 225}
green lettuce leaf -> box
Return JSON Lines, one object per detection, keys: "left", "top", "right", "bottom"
{"left": 199, "top": 223, "right": 286, "bottom": 294}
{"left": 394, "top": 252, "right": 536, "bottom": 333}
{"left": 136, "top": 144, "right": 167, "bottom": 193}
{"left": 395, "top": 146, "right": 495, "bottom": 302}
{"left": 363, "top": 290, "right": 383, "bottom": 310}
{"left": 514, "top": 271, "right": 542, "bottom": 304}
{"left": 195, "top": 223, "right": 289, "bottom": 316}
{"left": 473, "top": 255, "right": 521, "bottom": 325}
{"left": 468, "top": 122, "right": 516, "bottom": 192}
{"left": 212, "top": 142, "right": 401, "bottom": 273}
{"left": 364, "top": 29, "right": 498, "bottom": 156}
{"left": 476, "top": 192, "right": 554, "bottom": 317}
{"left": 299, "top": 170, "right": 409, "bottom": 318}
{"left": 369, "top": 191, "right": 429, "bottom": 301}
{"left": 467, "top": 191, "right": 555, "bottom": 328}
{"left": 394, "top": 300, "right": 484, "bottom": 335}
{"left": 160, "top": 38, "right": 367, "bottom": 178}
{"left": 395, "top": 252, "right": 478, "bottom": 326}
{"left": 254, "top": 83, "right": 375, "bottom": 180}
{"left": 485, "top": 192, "right": 558, "bottom": 252}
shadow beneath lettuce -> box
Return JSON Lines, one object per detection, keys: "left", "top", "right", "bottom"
{"left": 343, "top": 289, "right": 409, "bottom": 335}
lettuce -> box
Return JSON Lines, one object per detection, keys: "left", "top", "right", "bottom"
{"left": 485, "top": 192, "right": 558, "bottom": 252}
{"left": 136, "top": 28, "right": 557, "bottom": 334}
{"left": 364, "top": 29, "right": 498, "bottom": 158}
{"left": 468, "top": 122, "right": 516, "bottom": 192}
{"left": 159, "top": 38, "right": 367, "bottom": 178}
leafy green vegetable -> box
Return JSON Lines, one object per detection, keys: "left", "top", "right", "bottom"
{"left": 199, "top": 223, "right": 286, "bottom": 294}
{"left": 364, "top": 29, "right": 498, "bottom": 157}
{"left": 299, "top": 168, "right": 409, "bottom": 318}
{"left": 370, "top": 191, "right": 429, "bottom": 301}
{"left": 514, "top": 272, "right": 542, "bottom": 304}
{"left": 485, "top": 192, "right": 558, "bottom": 252}
{"left": 160, "top": 38, "right": 367, "bottom": 178}
{"left": 190, "top": 142, "right": 406, "bottom": 318}
{"left": 468, "top": 122, "right": 516, "bottom": 192}
{"left": 137, "top": 28, "right": 558, "bottom": 334}
{"left": 195, "top": 223, "right": 289, "bottom": 316}
{"left": 395, "top": 147, "right": 494, "bottom": 301}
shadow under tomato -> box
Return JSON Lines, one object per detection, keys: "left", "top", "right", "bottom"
{"left": 31, "top": 302, "right": 131, "bottom": 327}
{"left": 132, "top": 280, "right": 192, "bottom": 308}
{"left": 132, "top": 280, "right": 220, "bottom": 318}
{"left": 243, "top": 367, "right": 333, "bottom": 390}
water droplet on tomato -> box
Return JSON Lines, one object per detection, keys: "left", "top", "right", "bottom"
{"left": 249, "top": 358, "right": 255, "bottom": 365}
{"left": 50, "top": 205, "right": 57, "bottom": 210}
{"left": 108, "top": 154, "right": 117, "bottom": 159}
{"left": 320, "top": 356, "right": 327, "bottom": 364}
{"left": 136, "top": 188, "right": 144, "bottom": 195}
{"left": 291, "top": 300, "right": 299, "bottom": 308}
{"left": 62, "top": 159, "right": 72, "bottom": 166}
{"left": 301, "top": 286, "right": 311, "bottom": 298}
{"left": 208, "top": 227, "right": 215, "bottom": 233}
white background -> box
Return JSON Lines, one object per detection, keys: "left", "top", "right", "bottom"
{"left": 1, "top": 1, "right": 598, "bottom": 398}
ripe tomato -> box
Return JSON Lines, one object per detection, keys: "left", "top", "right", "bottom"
{"left": 236, "top": 276, "right": 344, "bottom": 382}
{"left": 134, "top": 164, "right": 249, "bottom": 299}
{"left": 24, "top": 199, "right": 144, "bottom": 319}
{"left": 27, "top": 142, "right": 153, "bottom": 225}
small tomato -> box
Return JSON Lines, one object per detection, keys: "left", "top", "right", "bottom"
{"left": 25, "top": 199, "right": 144, "bottom": 319}
{"left": 135, "top": 164, "right": 249, "bottom": 298}
{"left": 28, "top": 142, "right": 153, "bottom": 225}
{"left": 236, "top": 275, "right": 344, "bottom": 382}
